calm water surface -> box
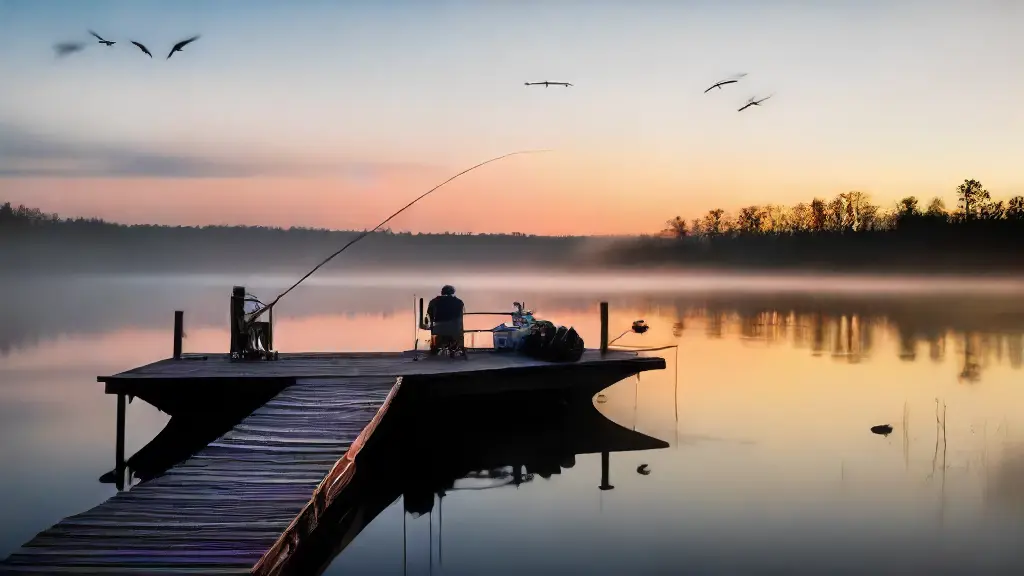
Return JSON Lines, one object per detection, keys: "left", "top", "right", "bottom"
{"left": 1, "top": 273, "right": 1023, "bottom": 574}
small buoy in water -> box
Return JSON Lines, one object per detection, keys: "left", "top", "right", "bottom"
{"left": 596, "top": 394, "right": 607, "bottom": 403}
{"left": 636, "top": 464, "right": 650, "bottom": 475}
{"left": 870, "top": 424, "right": 893, "bottom": 436}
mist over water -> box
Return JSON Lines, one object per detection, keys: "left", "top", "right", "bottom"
{"left": 1, "top": 270, "right": 1023, "bottom": 573}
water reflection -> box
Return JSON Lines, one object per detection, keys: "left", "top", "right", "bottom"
{"left": 664, "top": 297, "right": 1024, "bottom": 383}
{"left": 297, "top": 392, "right": 668, "bottom": 575}
{"left": 2, "top": 274, "right": 1024, "bottom": 572}
{"left": 4, "top": 277, "right": 1024, "bottom": 388}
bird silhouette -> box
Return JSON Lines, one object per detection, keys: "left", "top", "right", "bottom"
{"left": 738, "top": 94, "right": 773, "bottom": 112}
{"left": 525, "top": 81, "right": 573, "bottom": 88}
{"left": 870, "top": 424, "right": 894, "bottom": 436}
{"left": 130, "top": 41, "right": 152, "bottom": 58}
{"left": 89, "top": 30, "right": 115, "bottom": 46}
{"left": 704, "top": 80, "right": 738, "bottom": 93}
{"left": 704, "top": 73, "right": 747, "bottom": 93}
{"left": 53, "top": 42, "right": 85, "bottom": 57}
{"left": 167, "top": 35, "right": 200, "bottom": 59}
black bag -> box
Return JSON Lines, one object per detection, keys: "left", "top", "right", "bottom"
{"left": 521, "top": 321, "right": 584, "bottom": 362}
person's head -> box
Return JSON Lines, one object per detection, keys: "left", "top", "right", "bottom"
{"left": 441, "top": 285, "right": 456, "bottom": 296}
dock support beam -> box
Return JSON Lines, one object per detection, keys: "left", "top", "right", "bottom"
{"left": 600, "top": 302, "right": 609, "bottom": 355}
{"left": 115, "top": 392, "right": 126, "bottom": 491}
{"left": 173, "top": 310, "right": 183, "bottom": 360}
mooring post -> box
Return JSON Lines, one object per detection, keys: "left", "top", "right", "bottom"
{"left": 230, "top": 286, "right": 245, "bottom": 356}
{"left": 599, "top": 451, "right": 613, "bottom": 490}
{"left": 115, "top": 392, "right": 126, "bottom": 491}
{"left": 600, "top": 302, "right": 609, "bottom": 355}
{"left": 173, "top": 310, "right": 183, "bottom": 360}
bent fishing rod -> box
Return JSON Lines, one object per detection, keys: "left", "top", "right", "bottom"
{"left": 247, "top": 149, "right": 551, "bottom": 324}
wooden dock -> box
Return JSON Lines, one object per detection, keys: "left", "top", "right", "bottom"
{"left": 102, "top": 350, "right": 665, "bottom": 416}
{"left": 0, "top": 349, "right": 665, "bottom": 575}
{"left": 0, "top": 376, "right": 398, "bottom": 575}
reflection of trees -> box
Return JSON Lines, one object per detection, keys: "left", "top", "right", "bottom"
{"left": 704, "top": 309, "right": 725, "bottom": 339}
{"left": 958, "top": 333, "right": 983, "bottom": 383}
{"left": 928, "top": 333, "right": 946, "bottom": 363}
{"left": 811, "top": 313, "right": 826, "bottom": 356}
{"left": 1009, "top": 335, "right": 1023, "bottom": 369}
{"left": 831, "top": 315, "right": 870, "bottom": 363}
{"left": 664, "top": 295, "right": 1024, "bottom": 382}
{"left": 672, "top": 321, "right": 685, "bottom": 338}
{"left": 897, "top": 323, "right": 917, "bottom": 361}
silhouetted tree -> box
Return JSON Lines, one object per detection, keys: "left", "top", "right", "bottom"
{"left": 1007, "top": 196, "right": 1024, "bottom": 220}
{"left": 956, "top": 179, "right": 989, "bottom": 220}
{"left": 664, "top": 216, "right": 688, "bottom": 239}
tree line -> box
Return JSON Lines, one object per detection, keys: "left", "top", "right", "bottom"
{"left": 660, "top": 179, "right": 1024, "bottom": 238}
{"left": 0, "top": 201, "right": 592, "bottom": 274}
{"left": 606, "top": 179, "right": 1024, "bottom": 272}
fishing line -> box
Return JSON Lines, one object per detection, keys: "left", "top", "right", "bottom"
{"left": 249, "top": 149, "right": 551, "bottom": 323}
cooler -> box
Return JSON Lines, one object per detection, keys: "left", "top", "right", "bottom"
{"left": 492, "top": 324, "right": 519, "bottom": 351}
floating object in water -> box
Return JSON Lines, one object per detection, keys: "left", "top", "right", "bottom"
{"left": 870, "top": 424, "right": 893, "bottom": 436}
{"left": 636, "top": 464, "right": 650, "bottom": 475}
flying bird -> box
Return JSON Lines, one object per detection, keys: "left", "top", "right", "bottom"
{"left": 704, "top": 73, "right": 747, "bottom": 93}
{"left": 89, "top": 30, "right": 115, "bottom": 46}
{"left": 738, "top": 94, "right": 773, "bottom": 112}
{"left": 130, "top": 41, "right": 152, "bottom": 58}
{"left": 525, "top": 81, "right": 573, "bottom": 88}
{"left": 870, "top": 424, "right": 893, "bottom": 436}
{"left": 53, "top": 42, "right": 85, "bottom": 57}
{"left": 167, "top": 35, "right": 200, "bottom": 59}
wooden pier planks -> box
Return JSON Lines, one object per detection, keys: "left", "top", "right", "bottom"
{"left": 0, "top": 376, "right": 398, "bottom": 575}
{"left": 100, "top": 350, "right": 650, "bottom": 382}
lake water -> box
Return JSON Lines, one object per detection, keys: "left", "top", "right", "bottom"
{"left": 1, "top": 272, "right": 1023, "bottom": 574}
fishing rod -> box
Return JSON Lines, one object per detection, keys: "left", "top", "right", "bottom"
{"left": 248, "top": 149, "right": 551, "bottom": 324}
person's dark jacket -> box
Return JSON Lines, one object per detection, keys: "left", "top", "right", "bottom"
{"left": 427, "top": 295, "right": 464, "bottom": 325}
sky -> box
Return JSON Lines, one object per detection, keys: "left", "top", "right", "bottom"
{"left": 1, "top": 0, "right": 1022, "bottom": 235}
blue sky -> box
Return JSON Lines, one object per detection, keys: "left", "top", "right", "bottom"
{"left": 1, "top": 0, "right": 1022, "bottom": 233}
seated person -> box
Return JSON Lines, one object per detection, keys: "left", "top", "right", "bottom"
{"left": 426, "top": 285, "right": 465, "bottom": 353}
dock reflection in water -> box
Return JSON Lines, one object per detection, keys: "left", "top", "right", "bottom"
{"left": 298, "top": 390, "right": 669, "bottom": 576}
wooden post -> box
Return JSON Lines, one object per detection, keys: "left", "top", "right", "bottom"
{"left": 173, "top": 310, "right": 183, "bottom": 360}
{"left": 599, "top": 451, "right": 613, "bottom": 490}
{"left": 230, "top": 286, "right": 245, "bottom": 356}
{"left": 115, "top": 392, "right": 126, "bottom": 491}
{"left": 600, "top": 302, "right": 609, "bottom": 355}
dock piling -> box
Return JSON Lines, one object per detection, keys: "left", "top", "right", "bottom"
{"left": 173, "top": 310, "right": 184, "bottom": 360}
{"left": 600, "top": 302, "right": 609, "bottom": 355}
{"left": 115, "top": 392, "right": 126, "bottom": 491}
{"left": 230, "top": 286, "right": 245, "bottom": 357}
{"left": 599, "top": 450, "right": 613, "bottom": 490}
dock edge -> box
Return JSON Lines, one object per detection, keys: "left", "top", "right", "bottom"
{"left": 250, "top": 376, "right": 404, "bottom": 576}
